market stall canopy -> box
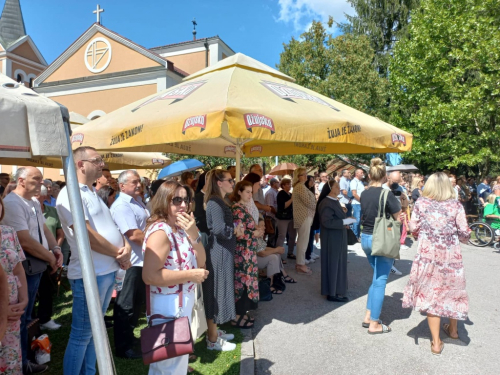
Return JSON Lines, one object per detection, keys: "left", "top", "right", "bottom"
{"left": 326, "top": 155, "right": 370, "bottom": 175}
{"left": 0, "top": 152, "right": 170, "bottom": 170}
{"left": 0, "top": 72, "right": 67, "bottom": 158}
{"left": 69, "top": 53, "right": 412, "bottom": 157}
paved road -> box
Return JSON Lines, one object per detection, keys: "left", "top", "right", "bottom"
{"left": 252, "top": 239, "right": 500, "bottom": 375}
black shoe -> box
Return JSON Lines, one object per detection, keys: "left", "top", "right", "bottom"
{"left": 23, "top": 361, "right": 48, "bottom": 374}
{"left": 326, "top": 295, "right": 349, "bottom": 303}
{"left": 116, "top": 348, "right": 142, "bottom": 360}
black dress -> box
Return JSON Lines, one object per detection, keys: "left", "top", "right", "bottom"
{"left": 202, "top": 196, "right": 237, "bottom": 324}
{"left": 194, "top": 191, "right": 209, "bottom": 248}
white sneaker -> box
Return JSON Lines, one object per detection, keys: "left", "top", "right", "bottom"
{"left": 207, "top": 337, "right": 236, "bottom": 351}
{"left": 390, "top": 266, "right": 402, "bottom": 276}
{"left": 311, "top": 253, "right": 320, "bottom": 260}
{"left": 217, "top": 329, "right": 234, "bottom": 341}
{"left": 40, "top": 320, "right": 61, "bottom": 330}
{"left": 305, "top": 259, "right": 315, "bottom": 264}
{"left": 400, "top": 245, "right": 409, "bottom": 251}
{"left": 315, "top": 242, "right": 321, "bottom": 249}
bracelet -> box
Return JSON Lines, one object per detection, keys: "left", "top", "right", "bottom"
{"left": 52, "top": 246, "right": 61, "bottom": 251}
{"left": 188, "top": 231, "right": 201, "bottom": 244}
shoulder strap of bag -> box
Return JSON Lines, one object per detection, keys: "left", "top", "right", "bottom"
{"left": 31, "top": 201, "right": 43, "bottom": 244}
{"left": 377, "top": 189, "right": 389, "bottom": 218}
{"left": 146, "top": 226, "right": 184, "bottom": 318}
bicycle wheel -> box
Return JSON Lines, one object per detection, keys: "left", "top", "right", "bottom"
{"left": 468, "top": 222, "right": 494, "bottom": 247}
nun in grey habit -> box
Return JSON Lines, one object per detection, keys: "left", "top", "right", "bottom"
{"left": 318, "top": 180, "right": 349, "bottom": 302}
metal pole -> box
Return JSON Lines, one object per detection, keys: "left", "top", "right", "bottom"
{"left": 61, "top": 120, "right": 115, "bottom": 375}
{"left": 235, "top": 143, "right": 241, "bottom": 182}
{"left": 275, "top": 156, "right": 278, "bottom": 166}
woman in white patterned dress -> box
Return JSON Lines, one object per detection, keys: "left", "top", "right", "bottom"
{"left": 142, "top": 180, "right": 208, "bottom": 375}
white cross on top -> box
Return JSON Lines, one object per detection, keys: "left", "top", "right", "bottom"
{"left": 93, "top": 4, "right": 104, "bottom": 24}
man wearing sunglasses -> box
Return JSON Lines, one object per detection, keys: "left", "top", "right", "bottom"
{"left": 56, "top": 147, "right": 132, "bottom": 375}
{"left": 110, "top": 170, "right": 150, "bottom": 359}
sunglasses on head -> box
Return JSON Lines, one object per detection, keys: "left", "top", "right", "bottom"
{"left": 172, "top": 196, "right": 190, "bottom": 206}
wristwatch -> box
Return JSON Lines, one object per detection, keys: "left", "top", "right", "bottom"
{"left": 190, "top": 232, "right": 202, "bottom": 244}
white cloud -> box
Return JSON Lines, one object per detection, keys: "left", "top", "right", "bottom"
{"left": 276, "top": 0, "right": 355, "bottom": 31}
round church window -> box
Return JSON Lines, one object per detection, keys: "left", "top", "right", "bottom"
{"left": 84, "top": 37, "right": 112, "bottom": 73}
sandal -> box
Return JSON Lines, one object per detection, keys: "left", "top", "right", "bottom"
{"left": 362, "top": 319, "right": 382, "bottom": 328}
{"left": 287, "top": 254, "right": 296, "bottom": 259}
{"left": 189, "top": 354, "right": 197, "bottom": 361}
{"left": 270, "top": 287, "right": 283, "bottom": 294}
{"left": 296, "top": 268, "right": 312, "bottom": 276}
{"left": 368, "top": 324, "right": 392, "bottom": 334}
{"left": 284, "top": 276, "right": 297, "bottom": 283}
{"left": 245, "top": 313, "right": 255, "bottom": 323}
{"left": 231, "top": 315, "right": 253, "bottom": 329}
{"left": 282, "top": 259, "right": 287, "bottom": 264}
{"left": 431, "top": 341, "right": 444, "bottom": 356}
{"left": 442, "top": 324, "right": 459, "bottom": 340}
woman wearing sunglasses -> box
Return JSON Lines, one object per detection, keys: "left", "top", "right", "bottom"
{"left": 142, "top": 181, "right": 208, "bottom": 374}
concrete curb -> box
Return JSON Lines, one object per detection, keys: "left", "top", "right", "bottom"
{"left": 239, "top": 328, "right": 255, "bottom": 375}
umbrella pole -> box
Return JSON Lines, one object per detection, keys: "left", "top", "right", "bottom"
{"left": 235, "top": 144, "right": 241, "bottom": 182}
{"left": 61, "top": 120, "right": 116, "bottom": 375}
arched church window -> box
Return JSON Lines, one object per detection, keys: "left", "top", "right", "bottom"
{"left": 29, "top": 78, "right": 34, "bottom": 88}
{"left": 17, "top": 74, "right": 23, "bottom": 83}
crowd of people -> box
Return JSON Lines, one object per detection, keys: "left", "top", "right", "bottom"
{"left": 0, "top": 153, "right": 499, "bottom": 374}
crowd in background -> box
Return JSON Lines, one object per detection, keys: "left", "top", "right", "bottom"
{"left": 0, "top": 156, "right": 499, "bottom": 374}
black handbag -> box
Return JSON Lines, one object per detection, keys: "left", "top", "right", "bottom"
{"left": 347, "top": 228, "right": 358, "bottom": 245}
{"left": 22, "top": 203, "right": 48, "bottom": 275}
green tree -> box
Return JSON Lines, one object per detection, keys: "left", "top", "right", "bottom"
{"left": 341, "top": 0, "right": 420, "bottom": 76}
{"left": 390, "top": 0, "right": 500, "bottom": 176}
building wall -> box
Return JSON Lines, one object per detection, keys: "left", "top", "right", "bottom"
{"left": 11, "top": 60, "right": 42, "bottom": 85}
{"left": 166, "top": 50, "right": 208, "bottom": 74}
{"left": 10, "top": 42, "right": 42, "bottom": 64}
{"left": 52, "top": 83, "right": 157, "bottom": 118}
{"left": 45, "top": 32, "right": 162, "bottom": 83}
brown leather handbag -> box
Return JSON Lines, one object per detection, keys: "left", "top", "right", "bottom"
{"left": 140, "top": 235, "right": 194, "bottom": 365}
{"left": 264, "top": 216, "right": 275, "bottom": 235}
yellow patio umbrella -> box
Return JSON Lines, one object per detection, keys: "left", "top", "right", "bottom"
{"left": 0, "top": 152, "right": 170, "bottom": 170}
{"left": 71, "top": 53, "right": 412, "bottom": 177}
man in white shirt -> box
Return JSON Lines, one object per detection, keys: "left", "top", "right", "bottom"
{"left": 318, "top": 171, "right": 329, "bottom": 192}
{"left": 56, "top": 147, "right": 131, "bottom": 375}
{"left": 338, "top": 169, "right": 352, "bottom": 216}
{"left": 111, "top": 170, "right": 150, "bottom": 359}
{"left": 264, "top": 178, "right": 280, "bottom": 247}
{"left": 350, "top": 169, "right": 365, "bottom": 239}
{"left": 1, "top": 166, "right": 62, "bottom": 374}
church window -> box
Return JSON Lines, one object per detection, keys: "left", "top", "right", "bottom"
{"left": 17, "top": 74, "right": 23, "bottom": 83}
{"left": 29, "top": 78, "right": 34, "bottom": 88}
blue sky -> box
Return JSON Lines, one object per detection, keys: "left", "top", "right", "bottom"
{"left": 20, "top": 0, "right": 355, "bottom": 68}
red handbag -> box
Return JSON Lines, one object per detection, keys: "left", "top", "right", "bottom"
{"left": 140, "top": 234, "right": 194, "bottom": 365}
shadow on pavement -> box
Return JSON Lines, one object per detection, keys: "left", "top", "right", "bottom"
{"left": 407, "top": 316, "right": 473, "bottom": 346}
{"left": 254, "top": 358, "right": 274, "bottom": 375}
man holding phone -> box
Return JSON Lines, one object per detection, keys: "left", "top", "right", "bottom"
{"left": 110, "top": 170, "right": 150, "bottom": 359}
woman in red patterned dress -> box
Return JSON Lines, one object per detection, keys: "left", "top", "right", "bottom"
{"left": 403, "top": 172, "right": 470, "bottom": 356}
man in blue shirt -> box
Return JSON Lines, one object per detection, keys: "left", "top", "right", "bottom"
{"left": 349, "top": 169, "right": 365, "bottom": 239}
{"left": 43, "top": 180, "right": 57, "bottom": 207}
{"left": 477, "top": 176, "right": 493, "bottom": 206}
{"left": 338, "top": 169, "right": 352, "bottom": 216}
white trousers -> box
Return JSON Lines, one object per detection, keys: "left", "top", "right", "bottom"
{"left": 296, "top": 216, "right": 313, "bottom": 266}
{"left": 148, "top": 291, "right": 195, "bottom": 375}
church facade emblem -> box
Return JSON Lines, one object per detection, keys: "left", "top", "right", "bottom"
{"left": 84, "top": 37, "right": 112, "bottom": 73}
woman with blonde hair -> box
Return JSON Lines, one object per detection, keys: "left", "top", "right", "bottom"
{"left": 410, "top": 176, "right": 424, "bottom": 203}
{"left": 403, "top": 172, "right": 470, "bottom": 356}
{"left": 292, "top": 167, "right": 317, "bottom": 275}
{"left": 360, "top": 158, "right": 401, "bottom": 334}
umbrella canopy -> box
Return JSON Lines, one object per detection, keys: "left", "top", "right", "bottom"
{"left": 69, "top": 111, "right": 90, "bottom": 125}
{"left": 0, "top": 152, "right": 170, "bottom": 170}
{"left": 158, "top": 159, "right": 204, "bottom": 179}
{"left": 326, "top": 155, "right": 370, "bottom": 175}
{"left": 0, "top": 73, "right": 67, "bottom": 157}
{"left": 70, "top": 53, "right": 412, "bottom": 158}
{"left": 268, "top": 162, "right": 298, "bottom": 176}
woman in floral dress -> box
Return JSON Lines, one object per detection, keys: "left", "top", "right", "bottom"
{"left": 402, "top": 172, "right": 471, "bottom": 356}
{"left": 230, "top": 180, "right": 260, "bottom": 329}
{"left": 0, "top": 195, "right": 28, "bottom": 374}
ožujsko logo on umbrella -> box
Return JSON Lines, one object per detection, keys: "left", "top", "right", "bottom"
{"left": 182, "top": 115, "right": 206, "bottom": 134}
{"left": 152, "top": 158, "right": 165, "bottom": 165}
{"left": 391, "top": 133, "right": 407, "bottom": 146}
{"left": 132, "top": 81, "right": 207, "bottom": 112}
{"left": 224, "top": 146, "right": 236, "bottom": 154}
{"left": 244, "top": 113, "right": 275, "bottom": 134}
{"left": 249, "top": 145, "right": 263, "bottom": 154}
{"left": 261, "top": 80, "right": 340, "bottom": 112}
{"left": 71, "top": 133, "right": 84, "bottom": 145}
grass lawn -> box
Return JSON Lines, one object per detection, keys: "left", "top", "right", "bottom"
{"left": 38, "top": 280, "right": 243, "bottom": 374}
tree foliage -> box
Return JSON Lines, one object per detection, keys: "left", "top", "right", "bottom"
{"left": 390, "top": 0, "right": 500, "bottom": 176}
{"left": 341, "top": 0, "right": 420, "bottom": 76}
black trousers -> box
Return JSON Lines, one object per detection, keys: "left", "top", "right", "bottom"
{"left": 113, "top": 266, "right": 146, "bottom": 354}
{"left": 37, "top": 269, "right": 54, "bottom": 324}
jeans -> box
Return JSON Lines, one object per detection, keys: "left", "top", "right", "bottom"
{"left": 63, "top": 271, "right": 116, "bottom": 375}
{"left": 345, "top": 203, "right": 352, "bottom": 217}
{"left": 360, "top": 234, "right": 393, "bottom": 321}
{"left": 351, "top": 204, "right": 362, "bottom": 238}
{"left": 21, "top": 272, "right": 43, "bottom": 366}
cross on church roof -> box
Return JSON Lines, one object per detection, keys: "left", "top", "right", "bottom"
{"left": 93, "top": 4, "right": 104, "bottom": 24}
